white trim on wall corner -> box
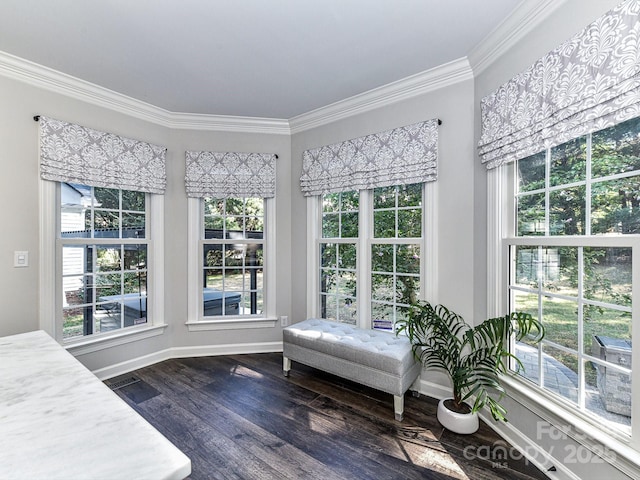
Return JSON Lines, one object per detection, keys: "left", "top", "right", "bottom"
{"left": 289, "top": 58, "right": 473, "bottom": 134}
{"left": 90, "top": 341, "right": 284, "bottom": 381}
{"left": 0, "top": 50, "right": 290, "bottom": 135}
{"left": 467, "top": 0, "right": 569, "bottom": 75}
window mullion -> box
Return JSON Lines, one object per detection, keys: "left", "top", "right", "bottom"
{"left": 358, "top": 189, "right": 371, "bottom": 329}
{"left": 585, "top": 134, "right": 592, "bottom": 236}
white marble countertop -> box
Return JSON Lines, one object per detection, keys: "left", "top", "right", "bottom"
{"left": 0, "top": 330, "right": 191, "bottom": 480}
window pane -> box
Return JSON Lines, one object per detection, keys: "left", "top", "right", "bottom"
{"left": 591, "top": 177, "right": 640, "bottom": 235}
{"left": 549, "top": 185, "right": 585, "bottom": 235}
{"left": 371, "top": 302, "right": 393, "bottom": 328}
{"left": 204, "top": 245, "right": 223, "bottom": 267}
{"left": 374, "top": 186, "right": 396, "bottom": 209}
{"left": 338, "top": 244, "right": 356, "bottom": 270}
{"left": 374, "top": 210, "right": 395, "bottom": 238}
{"left": 323, "top": 193, "right": 339, "bottom": 212}
{"left": 398, "top": 209, "right": 421, "bottom": 238}
{"left": 320, "top": 270, "right": 336, "bottom": 294}
{"left": 592, "top": 116, "right": 640, "bottom": 178}
{"left": 94, "top": 210, "right": 119, "bottom": 234}
{"left": 95, "top": 273, "right": 121, "bottom": 298}
{"left": 542, "top": 247, "right": 578, "bottom": 298}
{"left": 204, "top": 198, "right": 225, "bottom": 216}
{"left": 337, "top": 270, "right": 356, "bottom": 297}
{"left": 123, "top": 244, "right": 147, "bottom": 270}
{"left": 517, "top": 193, "right": 545, "bottom": 236}
{"left": 397, "top": 183, "right": 422, "bottom": 208}
{"left": 341, "top": 212, "right": 359, "bottom": 238}
{"left": 63, "top": 275, "right": 91, "bottom": 306}
{"left": 550, "top": 136, "right": 586, "bottom": 187}
{"left": 584, "top": 307, "right": 631, "bottom": 357}
{"left": 224, "top": 246, "right": 244, "bottom": 267}
{"left": 123, "top": 272, "right": 146, "bottom": 295}
{"left": 513, "top": 246, "right": 538, "bottom": 289}
{"left": 396, "top": 275, "right": 419, "bottom": 305}
{"left": 542, "top": 345, "right": 578, "bottom": 404}
{"left": 323, "top": 295, "right": 337, "bottom": 320}
{"left": 542, "top": 296, "right": 578, "bottom": 349}
{"left": 62, "top": 308, "right": 86, "bottom": 339}
{"left": 322, "top": 213, "right": 339, "bottom": 237}
{"left": 94, "top": 187, "right": 119, "bottom": 209}
{"left": 371, "top": 244, "right": 393, "bottom": 272}
{"left": 122, "top": 190, "right": 145, "bottom": 212}
{"left": 122, "top": 213, "right": 145, "bottom": 237}
{"left": 341, "top": 191, "right": 359, "bottom": 211}
{"left": 512, "top": 290, "right": 539, "bottom": 319}
{"left": 96, "top": 246, "right": 121, "bottom": 271}
{"left": 205, "top": 269, "right": 223, "bottom": 290}
{"left": 245, "top": 198, "right": 264, "bottom": 217}
{"left": 585, "top": 359, "right": 631, "bottom": 427}
{"left": 584, "top": 247, "right": 632, "bottom": 306}
{"left": 226, "top": 216, "right": 244, "bottom": 234}
{"left": 246, "top": 216, "right": 264, "bottom": 233}
{"left": 226, "top": 198, "right": 244, "bottom": 215}
{"left": 321, "top": 243, "right": 336, "bottom": 268}
{"left": 372, "top": 274, "right": 393, "bottom": 302}
{"left": 396, "top": 245, "right": 420, "bottom": 274}
{"left": 338, "top": 298, "right": 356, "bottom": 324}
{"left": 517, "top": 151, "right": 546, "bottom": 193}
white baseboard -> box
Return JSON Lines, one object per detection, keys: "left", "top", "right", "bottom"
{"left": 93, "top": 341, "right": 283, "bottom": 380}
{"left": 478, "top": 411, "right": 578, "bottom": 480}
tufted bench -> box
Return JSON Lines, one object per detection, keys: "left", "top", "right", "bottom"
{"left": 282, "top": 318, "right": 421, "bottom": 421}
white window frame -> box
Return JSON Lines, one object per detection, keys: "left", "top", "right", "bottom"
{"left": 39, "top": 180, "right": 167, "bottom": 356}
{"left": 186, "top": 197, "right": 277, "bottom": 331}
{"left": 307, "top": 182, "right": 438, "bottom": 328}
{"left": 488, "top": 160, "right": 640, "bottom": 472}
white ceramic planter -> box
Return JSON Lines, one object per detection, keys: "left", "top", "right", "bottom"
{"left": 437, "top": 398, "right": 479, "bottom": 434}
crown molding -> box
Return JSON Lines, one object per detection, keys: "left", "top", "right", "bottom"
{"left": 289, "top": 57, "right": 473, "bottom": 134}
{"left": 467, "top": 0, "right": 569, "bottom": 76}
{"left": 0, "top": 50, "right": 290, "bottom": 135}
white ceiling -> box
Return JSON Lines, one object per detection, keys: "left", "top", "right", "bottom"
{"left": 0, "top": 0, "right": 523, "bottom": 119}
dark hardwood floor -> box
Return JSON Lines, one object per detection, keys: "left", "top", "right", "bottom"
{"left": 106, "top": 353, "right": 549, "bottom": 480}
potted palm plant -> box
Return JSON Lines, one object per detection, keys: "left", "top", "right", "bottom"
{"left": 396, "top": 301, "right": 544, "bottom": 434}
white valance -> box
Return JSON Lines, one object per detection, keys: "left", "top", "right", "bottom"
{"left": 479, "top": 0, "right": 640, "bottom": 169}
{"left": 38, "top": 116, "right": 167, "bottom": 194}
{"left": 300, "top": 119, "right": 439, "bottom": 196}
{"left": 185, "top": 151, "right": 277, "bottom": 198}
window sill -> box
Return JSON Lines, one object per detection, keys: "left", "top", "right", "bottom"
{"left": 185, "top": 317, "right": 278, "bottom": 331}
{"left": 64, "top": 323, "right": 168, "bottom": 356}
{"left": 501, "top": 374, "right": 639, "bottom": 476}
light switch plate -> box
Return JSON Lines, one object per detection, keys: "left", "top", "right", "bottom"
{"left": 14, "top": 251, "right": 29, "bottom": 267}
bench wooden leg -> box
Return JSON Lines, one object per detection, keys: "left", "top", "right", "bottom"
{"left": 283, "top": 356, "right": 291, "bottom": 377}
{"left": 394, "top": 395, "right": 404, "bottom": 421}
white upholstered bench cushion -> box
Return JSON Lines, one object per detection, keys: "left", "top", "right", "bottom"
{"left": 283, "top": 318, "right": 416, "bottom": 377}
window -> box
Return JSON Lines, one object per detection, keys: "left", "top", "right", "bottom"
{"left": 506, "top": 117, "right": 640, "bottom": 434}
{"left": 202, "top": 197, "right": 265, "bottom": 317}
{"left": 320, "top": 191, "right": 358, "bottom": 323}
{"left": 371, "top": 184, "right": 422, "bottom": 330}
{"left": 186, "top": 196, "right": 275, "bottom": 330}
{"left": 314, "top": 183, "right": 431, "bottom": 331}
{"left": 60, "top": 183, "right": 149, "bottom": 340}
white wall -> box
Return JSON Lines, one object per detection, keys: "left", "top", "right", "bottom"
{"left": 0, "top": 74, "right": 292, "bottom": 372}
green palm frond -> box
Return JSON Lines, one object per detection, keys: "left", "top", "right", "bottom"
{"left": 397, "top": 301, "right": 545, "bottom": 421}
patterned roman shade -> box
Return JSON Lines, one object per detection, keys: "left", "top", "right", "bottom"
{"left": 185, "top": 151, "right": 277, "bottom": 198}
{"left": 300, "top": 119, "right": 439, "bottom": 196}
{"left": 479, "top": 0, "right": 640, "bottom": 169}
{"left": 39, "top": 116, "right": 167, "bottom": 194}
